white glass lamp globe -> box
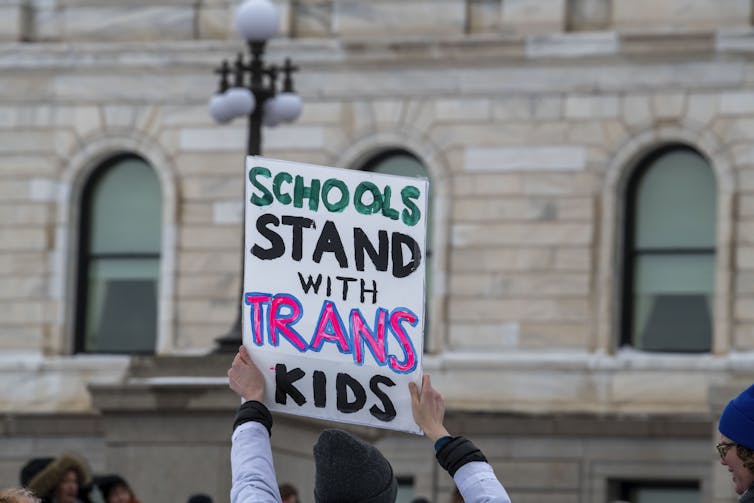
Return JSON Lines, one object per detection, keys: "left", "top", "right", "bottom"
{"left": 272, "top": 91, "right": 302, "bottom": 122}
{"left": 209, "top": 93, "right": 234, "bottom": 123}
{"left": 224, "top": 86, "right": 256, "bottom": 117}
{"left": 263, "top": 98, "right": 283, "bottom": 127}
{"left": 235, "top": 0, "right": 280, "bottom": 41}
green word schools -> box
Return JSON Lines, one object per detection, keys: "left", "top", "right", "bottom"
{"left": 248, "top": 166, "right": 422, "bottom": 227}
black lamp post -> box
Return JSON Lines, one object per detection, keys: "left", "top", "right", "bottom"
{"left": 209, "top": 0, "right": 303, "bottom": 352}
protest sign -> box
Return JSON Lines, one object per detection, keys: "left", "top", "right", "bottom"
{"left": 242, "top": 156, "right": 428, "bottom": 434}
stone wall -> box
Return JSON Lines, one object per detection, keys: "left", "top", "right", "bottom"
{"left": 0, "top": 0, "right": 751, "bottom": 42}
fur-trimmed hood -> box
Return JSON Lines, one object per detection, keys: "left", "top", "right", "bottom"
{"left": 21, "top": 453, "right": 92, "bottom": 499}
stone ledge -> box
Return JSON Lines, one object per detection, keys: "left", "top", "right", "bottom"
{"left": 0, "top": 413, "right": 102, "bottom": 435}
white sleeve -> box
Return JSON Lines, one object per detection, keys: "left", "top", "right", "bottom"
{"left": 453, "top": 461, "right": 511, "bottom": 503}
{"left": 231, "top": 421, "right": 283, "bottom": 503}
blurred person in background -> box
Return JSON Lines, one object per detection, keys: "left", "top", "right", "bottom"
{"left": 0, "top": 487, "right": 40, "bottom": 503}
{"left": 20, "top": 453, "right": 95, "bottom": 503}
{"left": 718, "top": 383, "right": 754, "bottom": 502}
{"left": 278, "top": 483, "right": 298, "bottom": 503}
{"left": 94, "top": 475, "right": 139, "bottom": 503}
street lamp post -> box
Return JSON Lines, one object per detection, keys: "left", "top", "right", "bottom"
{"left": 209, "top": 0, "right": 303, "bottom": 352}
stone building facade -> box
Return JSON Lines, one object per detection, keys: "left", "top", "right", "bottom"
{"left": 1, "top": 0, "right": 754, "bottom": 501}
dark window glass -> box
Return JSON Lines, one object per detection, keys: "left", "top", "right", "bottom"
{"left": 611, "top": 479, "right": 700, "bottom": 503}
{"left": 75, "top": 155, "right": 162, "bottom": 353}
{"left": 622, "top": 147, "right": 716, "bottom": 352}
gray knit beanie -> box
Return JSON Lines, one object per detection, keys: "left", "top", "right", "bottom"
{"left": 313, "top": 429, "right": 397, "bottom": 503}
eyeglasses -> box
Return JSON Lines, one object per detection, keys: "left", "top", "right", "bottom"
{"left": 716, "top": 442, "right": 736, "bottom": 459}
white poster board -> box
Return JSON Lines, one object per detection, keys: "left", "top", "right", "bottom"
{"left": 242, "top": 156, "right": 428, "bottom": 434}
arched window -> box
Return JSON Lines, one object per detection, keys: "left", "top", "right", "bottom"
{"left": 621, "top": 146, "right": 716, "bottom": 352}
{"left": 360, "top": 150, "right": 432, "bottom": 333}
{"left": 75, "top": 154, "right": 162, "bottom": 353}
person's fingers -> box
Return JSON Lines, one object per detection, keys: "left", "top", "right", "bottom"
{"left": 409, "top": 381, "right": 419, "bottom": 404}
{"left": 238, "top": 345, "right": 252, "bottom": 365}
{"left": 421, "top": 374, "right": 431, "bottom": 398}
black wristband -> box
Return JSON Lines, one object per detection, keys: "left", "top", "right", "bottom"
{"left": 435, "top": 436, "right": 488, "bottom": 476}
{"left": 233, "top": 400, "right": 273, "bottom": 436}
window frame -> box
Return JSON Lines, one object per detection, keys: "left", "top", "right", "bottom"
{"left": 620, "top": 144, "right": 716, "bottom": 351}
{"left": 74, "top": 153, "right": 161, "bottom": 354}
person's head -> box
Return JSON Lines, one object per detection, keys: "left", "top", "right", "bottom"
{"left": 0, "top": 487, "right": 40, "bottom": 503}
{"left": 718, "top": 382, "right": 754, "bottom": 494}
{"left": 278, "top": 483, "right": 298, "bottom": 503}
{"left": 313, "top": 429, "right": 397, "bottom": 503}
{"left": 20, "top": 454, "right": 91, "bottom": 503}
{"left": 95, "top": 475, "right": 135, "bottom": 503}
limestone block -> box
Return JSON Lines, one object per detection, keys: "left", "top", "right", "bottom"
{"left": 500, "top": 0, "right": 565, "bottom": 35}
{"left": 0, "top": 0, "right": 29, "bottom": 42}
{"left": 0, "top": 276, "right": 45, "bottom": 299}
{"left": 292, "top": 0, "right": 333, "bottom": 38}
{"left": 452, "top": 222, "right": 592, "bottom": 247}
{"left": 263, "top": 125, "right": 325, "bottom": 150}
{"left": 464, "top": 146, "right": 586, "bottom": 172}
{"left": 178, "top": 250, "right": 241, "bottom": 273}
{"left": 518, "top": 321, "right": 589, "bottom": 348}
{"left": 298, "top": 101, "right": 344, "bottom": 125}
{"left": 196, "top": 0, "right": 232, "bottom": 40}
{"left": 521, "top": 172, "right": 595, "bottom": 196}
{"left": 0, "top": 204, "right": 48, "bottom": 225}
{"left": 491, "top": 97, "right": 531, "bottom": 121}
{"left": 531, "top": 96, "right": 563, "bottom": 120}
{"left": 681, "top": 92, "right": 718, "bottom": 128}
{"left": 453, "top": 196, "right": 592, "bottom": 222}
{"left": 178, "top": 225, "right": 242, "bottom": 250}
{"left": 736, "top": 247, "right": 754, "bottom": 270}
{"left": 371, "top": 99, "right": 404, "bottom": 128}
{"left": 554, "top": 247, "right": 592, "bottom": 271}
{"left": 333, "top": 0, "right": 465, "bottom": 38}
{"left": 1, "top": 300, "right": 45, "bottom": 324}
{"left": 173, "top": 152, "right": 247, "bottom": 175}
{"left": 735, "top": 322, "right": 754, "bottom": 350}
{"left": 565, "top": 95, "right": 619, "bottom": 119}
{"left": 452, "top": 173, "right": 525, "bottom": 196}
{"left": 0, "top": 131, "right": 57, "bottom": 154}
{"left": 738, "top": 220, "right": 754, "bottom": 245}
{"left": 610, "top": 372, "right": 707, "bottom": 413}
{"left": 612, "top": 0, "right": 750, "bottom": 32}
{"left": 567, "top": 0, "right": 610, "bottom": 31}
{"left": 29, "top": 178, "right": 59, "bottom": 202}
{"left": 436, "top": 99, "right": 492, "bottom": 122}
{"left": 450, "top": 247, "right": 553, "bottom": 272}
{"left": 0, "top": 228, "right": 48, "bottom": 250}
{"left": 735, "top": 298, "right": 754, "bottom": 322}
{"left": 450, "top": 272, "right": 590, "bottom": 297}
{"left": 467, "top": 0, "right": 500, "bottom": 34}
{"left": 448, "top": 298, "right": 588, "bottom": 322}
{"left": 60, "top": 6, "right": 195, "bottom": 42}
{"left": 738, "top": 195, "right": 754, "bottom": 217}
{"left": 56, "top": 106, "right": 103, "bottom": 140}
{"left": 527, "top": 32, "right": 617, "bottom": 59}
{"left": 103, "top": 105, "right": 136, "bottom": 130}
{"left": 212, "top": 199, "right": 243, "bottom": 224}
{"left": 182, "top": 176, "right": 243, "bottom": 200}
{"left": 447, "top": 322, "right": 521, "bottom": 349}
{"left": 180, "top": 202, "right": 214, "bottom": 224}
{"left": 177, "top": 273, "right": 238, "bottom": 298}
{"left": 738, "top": 169, "right": 754, "bottom": 191}
{"left": 622, "top": 94, "right": 652, "bottom": 129}
{"left": 178, "top": 299, "right": 236, "bottom": 323}
{"left": 651, "top": 92, "right": 685, "bottom": 120}
{"left": 720, "top": 91, "right": 754, "bottom": 115}
{"left": 0, "top": 251, "right": 48, "bottom": 274}
{"left": 179, "top": 126, "right": 246, "bottom": 151}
